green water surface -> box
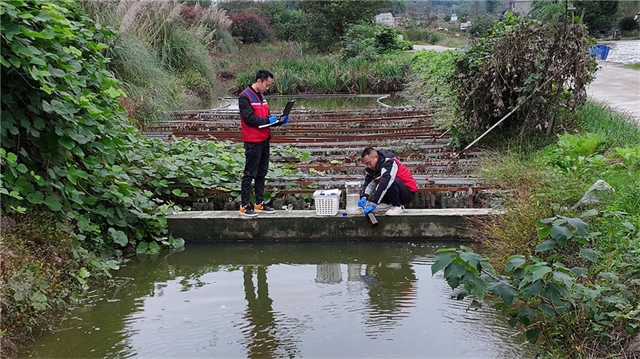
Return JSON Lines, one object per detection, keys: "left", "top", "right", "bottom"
{"left": 21, "top": 242, "right": 536, "bottom": 359}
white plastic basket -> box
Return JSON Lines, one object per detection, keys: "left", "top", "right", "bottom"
{"left": 313, "top": 189, "right": 340, "bottom": 216}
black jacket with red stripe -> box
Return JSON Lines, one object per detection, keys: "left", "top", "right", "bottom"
{"left": 361, "top": 150, "right": 418, "bottom": 204}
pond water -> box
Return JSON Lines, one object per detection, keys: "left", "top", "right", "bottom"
{"left": 210, "top": 94, "right": 413, "bottom": 111}
{"left": 21, "top": 242, "right": 537, "bottom": 359}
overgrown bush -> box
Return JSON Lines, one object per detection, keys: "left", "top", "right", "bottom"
{"left": 619, "top": 16, "right": 640, "bottom": 32}
{"left": 448, "top": 15, "right": 596, "bottom": 144}
{"left": 463, "top": 104, "right": 640, "bottom": 357}
{"left": 300, "top": 0, "right": 386, "bottom": 51}
{"left": 406, "top": 28, "right": 445, "bottom": 45}
{"left": 434, "top": 104, "right": 640, "bottom": 359}
{"left": 229, "top": 11, "right": 271, "bottom": 44}
{"left": 467, "top": 15, "right": 499, "bottom": 39}
{"left": 341, "top": 23, "right": 412, "bottom": 61}
{"left": 261, "top": 1, "right": 306, "bottom": 42}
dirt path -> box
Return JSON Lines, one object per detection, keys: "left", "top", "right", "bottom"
{"left": 587, "top": 61, "right": 640, "bottom": 124}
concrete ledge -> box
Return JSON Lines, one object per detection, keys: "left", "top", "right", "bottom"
{"left": 167, "top": 209, "right": 495, "bottom": 242}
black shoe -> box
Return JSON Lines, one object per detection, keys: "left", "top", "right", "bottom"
{"left": 239, "top": 204, "right": 258, "bottom": 217}
{"left": 254, "top": 202, "right": 276, "bottom": 213}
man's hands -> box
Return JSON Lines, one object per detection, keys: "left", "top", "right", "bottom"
{"left": 364, "top": 204, "right": 376, "bottom": 215}
{"left": 268, "top": 116, "right": 278, "bottom": 124}
{"left": 358, "top": 197, "right": 368, "bottom": 208}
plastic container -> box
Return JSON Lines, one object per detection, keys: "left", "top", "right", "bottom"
{"left": 313, "top": 189, "right": 340, "bottom": 216}
{"left": 589, "top": 44, "right": 610, "bottom": 60}
{"left": 345, "top": 181, "right": 362, "bottom": 214}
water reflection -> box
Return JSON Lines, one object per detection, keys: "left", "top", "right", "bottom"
{"left": 22, "top": 242, "right": 536, "bottom": 359}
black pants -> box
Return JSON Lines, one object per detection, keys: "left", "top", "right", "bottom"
{"left": 380, "top": 179, "right": 415, "bottom": 207}
{"left": 241, "top": 140, "right": 270, "bottom": 206}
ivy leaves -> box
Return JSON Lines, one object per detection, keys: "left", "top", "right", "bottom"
{"left": 0, "top": 0, "right": 179, "bottom": 254}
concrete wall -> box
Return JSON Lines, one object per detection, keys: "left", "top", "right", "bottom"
{"left": 167, "top": 209, "right": 494, "bottom": 242}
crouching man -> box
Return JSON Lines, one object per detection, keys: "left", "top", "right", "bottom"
{"left": 358, "top": 147, "right": 418, "bottom": 216}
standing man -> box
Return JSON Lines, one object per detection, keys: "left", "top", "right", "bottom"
{"left": 358, "top": 147, "right": 418, "bottom": 216}
{"left": 238, "top": 70, "right": 289, "bottom": 217}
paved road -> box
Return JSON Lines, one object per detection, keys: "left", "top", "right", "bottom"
{"left": 410, "top": 44, "right": 453, "bottom": 52}
{"left": 587, "top": 61, "right": 640, "bottom": 124}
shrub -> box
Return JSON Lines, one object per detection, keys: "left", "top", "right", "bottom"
{"left": 619, "top": 16, "right": 640, "bottom": 32}
{"left": 341, "top": 23, "right": 412, "bottom": 60}
{"left": 300, "top": 0, "right": 387, "bottom": 51}
{"left": 229, "top": 11, "right": 271, "bottom": 44}
{"left": 448, "top": 15, "right": 596, "bottom": 142}
{"left": 468, "top": 15, "right": 499, "bottom": 39}
{"left": 261, "top": 1, "right": 307, "bottom": 41}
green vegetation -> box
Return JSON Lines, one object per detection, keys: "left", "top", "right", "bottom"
{"left": 433, "top": 104, "right": 640, "bottom": 357}
{"left": 448, "top": 15, "right": 595, "bottom": 144}
{"left": 81, "top": 0, "right": 233, "bottom": 122}
{"left": 406, "top": 11, "right": 640, "bottom": 358}
{"left": 624, "top": 62, "right": 640, "bottom": 70}
{"left": 299, "top": 0, "right": 387, "bottom": 51}
{"left": 0, "top": 1, "right": 304, "bottom": 353}
{"left": 341, "top": 23, "right": 412, "bottom": 61}
{"left": 234, "top": 53, "right": 413, "bottom": 95}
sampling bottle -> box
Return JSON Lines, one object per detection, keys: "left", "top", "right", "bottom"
{"left": 366, "top": 212, "right": 379, "bottom": 228}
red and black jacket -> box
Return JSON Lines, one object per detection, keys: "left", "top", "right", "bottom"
{"left": 239, "top": 86, "right": 272, "bottom": 143}
{"left": 361, "top": 150, "right": 418, "bottom": 204}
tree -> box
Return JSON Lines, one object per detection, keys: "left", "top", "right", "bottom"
{"left": 575, "top": 0, "right": 620, "bottom": 34}
{"left": 300, "top": 0, "right": 386, "bottom": 51}
{"left": 485, "top": 0, "right": 502, "bottom": 14}
{"left": 229, "top": 11, "right": 271, "bottom": 43}
{"left": 618, "top": 16, "right": 640, "bottom": 31}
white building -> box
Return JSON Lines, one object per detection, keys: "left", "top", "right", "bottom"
{"left": 375, "top": 12, "right": 396, "bottom": 27}
{"left": 451, "top": 12, "right": 458, "bottom": 22}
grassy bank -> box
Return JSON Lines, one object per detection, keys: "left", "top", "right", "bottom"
{"left": 624, "top": 62, "right": 640, "bottom": 70}
{"left": 408, "top": 38, "right": 639, "bottom": 357}
{"left": 0, "top": 214, "right": 109, "bottom": 357}
{"left": 473, "top": 103, "right": 640, "bottom": 357}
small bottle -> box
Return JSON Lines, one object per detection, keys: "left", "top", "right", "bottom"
{"left": 366, "top": 212, "right": 379, "bottom": 228}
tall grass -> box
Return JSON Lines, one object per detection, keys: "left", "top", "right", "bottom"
{"left": 108, "top": 34, "right": 181, "bottom": 122}
{"left": 161, "top": 25, "right": 214, "bottom": 83}
{"left": 574, "top": 103, "right": 640, "bottom": 146}
{"left": 81, "top": 0, "right": 233, "bottom": 119}
{"left": 233, "top": 53, "right": 412, "bottom": 95}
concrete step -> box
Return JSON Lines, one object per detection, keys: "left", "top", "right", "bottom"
{"left": 167, "top": 208, "right": 495, "bottom": 242}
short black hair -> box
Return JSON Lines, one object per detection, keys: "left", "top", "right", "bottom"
{"left": 361, "top": 147, "right": 376, "bottom": 158}
{"left": 255, "top": 70, "right": 274, "bottom": 82}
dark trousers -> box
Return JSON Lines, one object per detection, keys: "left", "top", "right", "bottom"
{"left": 380, "top": 179, "right": 415, "bottom": 207}
{"left": 241, "top": 139, "right": 270, "bottom": 206}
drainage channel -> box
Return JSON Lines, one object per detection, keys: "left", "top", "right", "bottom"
{"left": 143, "top": 107, "right": 497, "bottom": 211}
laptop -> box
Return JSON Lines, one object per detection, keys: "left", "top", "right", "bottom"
{"left": 258, "top": 100, "right": 295, "bottom": 128}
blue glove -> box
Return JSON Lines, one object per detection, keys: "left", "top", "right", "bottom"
{"left": 281, "top": 115, "right": 289, "bottom": 124}
{"left": 358, "top": 197, "right": 368, "bottom": 208}
{"left": 268, "top": 116, "right": 277, "bottom": 124}
{"left": 364, "top": 204, "right": 376, "bottom": 215}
